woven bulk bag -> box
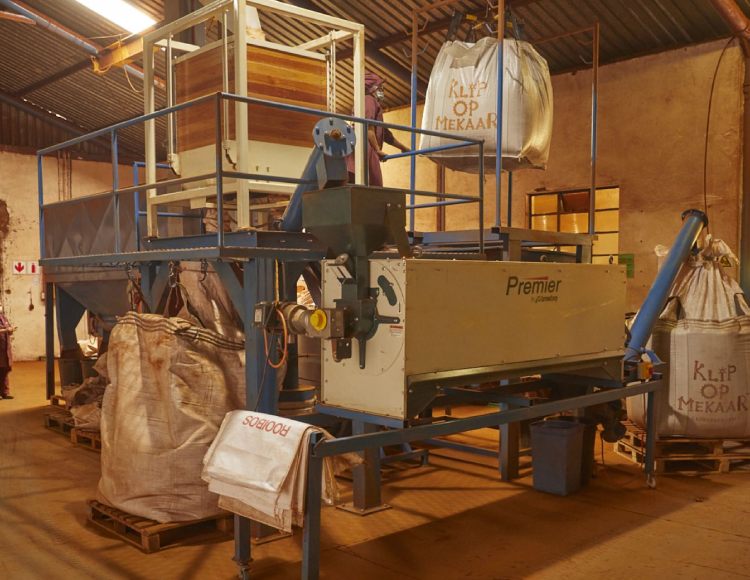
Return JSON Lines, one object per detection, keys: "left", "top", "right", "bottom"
{"left": 628, "top": 238, "right": 750, "bottom": 438}
{"left": 419, "top": 37, "right": 553, "bottom": 172}
{"left": 97, "top": 312, "right": 245, "bottom": 522}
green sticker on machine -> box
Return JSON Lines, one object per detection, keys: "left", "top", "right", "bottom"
{"left": 618, "top": 254, "right": 635, "bottom": 278}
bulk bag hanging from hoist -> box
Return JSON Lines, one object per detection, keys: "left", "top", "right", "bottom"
{"left": 628, "top": 238, "right": 750, "bottom": 438}
{"left": 419, "top": 37, "right": 553, "bottom": 172}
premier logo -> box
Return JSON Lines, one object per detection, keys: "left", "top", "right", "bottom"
{"left": 505, "top": 275, "right": 562, "bottom": 303}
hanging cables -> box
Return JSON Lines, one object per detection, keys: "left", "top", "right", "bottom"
{"left": 263, "top": 306, "right": 288, "bottom": 370}
{"left": 703, "top": 36, "right": 736, "bottom": 232}
{"left": 262, "top": 260, "right": 288, "bottom": 370}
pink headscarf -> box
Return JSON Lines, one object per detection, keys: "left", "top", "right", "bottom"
{"left": 365, "top": 72, "right": 385, "bottom": 95}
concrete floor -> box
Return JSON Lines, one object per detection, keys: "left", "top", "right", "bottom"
{"left": 1, "top": 361, "right": 749, "bottom": 579}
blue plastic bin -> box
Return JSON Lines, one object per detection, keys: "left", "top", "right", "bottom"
{"left": 531, "top": 419, "right": 585, "bottom": 496}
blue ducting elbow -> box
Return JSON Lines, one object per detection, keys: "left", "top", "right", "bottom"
{"left": 624, "top": 209, "right": 707, "bottom": 361}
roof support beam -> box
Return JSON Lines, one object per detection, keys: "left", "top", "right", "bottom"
{"left": 339, "top": 0, "right": 539, "bottom": 60}
{"left": 11, "top": 60, "right": 91, "bottom": 97}
{"left": 0, "top": 90, "right": 142, "bottom": 159}
{"left": 0, "top": 0, "right": 164, "bottom": 89}
{"left": 285, "top": 0, "right": 427, "bottom": 95}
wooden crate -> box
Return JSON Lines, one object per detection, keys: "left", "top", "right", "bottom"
{"left": 175, "top": 40, "right": 326, "bottom": 151}
{"left": 43, "top": 409, "right": 75, "bottom": 436}
{"left": 615, "top": 422, "right": 750, "bottom": 474}
{"left": 87, "top": 500, "right": 233, "bottom": 553}
{"left": 71, "top": 428, "right": 101, "bottom": 452}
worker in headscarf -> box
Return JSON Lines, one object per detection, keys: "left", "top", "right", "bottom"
{"left": 347, "top": 72, "right": 410, "bottom": 187}
{"left": 0, "top": 309, "right": 14, "bottom": 400}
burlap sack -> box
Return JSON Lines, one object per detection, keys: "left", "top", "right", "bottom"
{"left": 97, "top": 312, "right": 245, "bottom": 522}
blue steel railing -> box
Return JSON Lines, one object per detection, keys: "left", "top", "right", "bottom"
{"left": 38, "top": 92, "right": 485, "bottom": 260}
{"left": 131, "top": 161, "right": 204, "bottom": 251}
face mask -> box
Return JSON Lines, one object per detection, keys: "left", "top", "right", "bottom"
{"left": 375, "top": 89, "right": 385, "bottom": 101}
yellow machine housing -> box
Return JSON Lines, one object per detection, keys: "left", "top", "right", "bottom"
{"left": 320, "top": 258, "right": 627, "bottom": 420}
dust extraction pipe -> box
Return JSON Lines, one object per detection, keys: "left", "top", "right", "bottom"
{"left": 624, "top": 209, "right": 708, "bottom": 361}
{"left": 710, "top": 0, "right": 750, "bottom": 38}
{"left": 0, "top": 0, "right": 146, "bottom": 81}
{"left": 709, "top": 0, "right": 750, "bottom": 295}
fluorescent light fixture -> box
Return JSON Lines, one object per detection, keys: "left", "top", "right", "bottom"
{"left": 73, "top": 0, "right": 156, "bottom": 34}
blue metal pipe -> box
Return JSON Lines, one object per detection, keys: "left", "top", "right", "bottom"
{"left": 38, "top": 154, "right": 44, "bottom": 260}
{"left": 41, "top": 92, "right": 482, "bottom": 158}
{"left": 625, "top": 209, "right": 708, "bottom": 361}
{"left": 222, "top": 93, "right": 484, "bottom": 144}
{"left": 409, "top": 59, "right": 418, "bottom": 232}
{"left": 38, "top": 93, "right": 218, "bottom": 155}
{"left": 382, "top": 140, "right": 474, "bottom": 161}
{"left": 279, "top": 147, "right": 323, "bottom": 232}
{"left": 495, "top": 31, "right": 505, "bottom": 227}
{"left": 0, "top": 0, "right": 145, "bottom": 82}
{"left": 138, "top": 211, "right": 203, "bottom": 219}
{"left": 406, "top": 200, "right": 471, "bottom": 210}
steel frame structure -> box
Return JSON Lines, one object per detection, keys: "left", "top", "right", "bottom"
{"left": 141, "top": 0, "right": 367, "bottom": 234}
{"left": 35, "top": 7, "right": 668, "bottom": 580}
{"left": 296, "top": 377, "right": 661, "bottom": 579}
{"left": 407, "top": 2, "right": 600, "bottom": 235}
{"left": 38, "top": 79, "right": 484, "bottom": 569}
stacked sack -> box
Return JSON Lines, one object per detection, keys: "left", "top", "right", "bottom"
{"left": 628, "top": 237, "right": 750, "bottom": 438}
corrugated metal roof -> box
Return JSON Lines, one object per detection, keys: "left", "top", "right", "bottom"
{"left": 0, "top": 0, "right": 747, "bottom": 158}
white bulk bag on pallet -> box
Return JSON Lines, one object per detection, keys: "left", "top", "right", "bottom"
{"left": 419, "top": 37, "right": 553, "bottom": 172}
{"left": 98, "top": 312, "right": 245, "bottom": 522}
{"left": 628, "top": 239, "right": 750, "bottom": 438}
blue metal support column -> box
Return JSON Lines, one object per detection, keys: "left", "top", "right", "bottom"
{"left": 137, "top": 262, "right": 169, "bottom": 314}
{"left": 506, "top": 172, "right": 513, "bottom": 227}
{"left": 302, "top": 432, "right": 324, "bottom": 580}
{"left": 588, "top": 22, "right": 599, "bottom": 236}
{"left": 300, "top": 377, "right": 664, "bottom": 577}
{"left": 244, "top": 258, "right": 278, "bottom": 413}
{"left": 495, "top": 0, "right": 505, "bottom": 228}
{"left": 55, "top": 287, "right": 86, "bottom": 354}
{"left": 213, "top": 261, "right": 246, "bottom": 321}
{"left": 644, "top": 389, "right": 657, "bottom": 488}
{"left": 239, "top": 258, "right": 287, "bottom": 547}
{"left": 409, "top": 11, "right": 418, "bottom": 232}
{"left": 499, "top": 403, "right": 520, "bottom": 481}
{"left": 44, "top": 282, "right": 55, "bottom": 399}
{"left": 234, "top": 514, "right": 251, "bottom": 580}
{"left": 112, "top": 130, "right": 121, "bottom": 253}
{"left": 137, "top": 263, "right": 157, "bottom": 313}
{"left": 338, "top": 420, "right": 390, "bottom": 515}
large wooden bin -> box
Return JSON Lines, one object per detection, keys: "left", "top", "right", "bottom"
{"left": 175, "top": 40, "right": 327, "bottom": 152}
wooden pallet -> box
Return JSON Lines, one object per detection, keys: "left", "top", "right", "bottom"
{"left": 71, "top": 428, "right": 101, "bottom": 452}
{"left": 615, "top": 422, "right": 750, "bottom": 474}
{"left": 49, "top": 394, "right": 67, "bottom": 408}
{"left": 87, "top": 500, "right": 233, "bottom": 553}
{"left": 43, "top": 409, "right": 75, "bottom": 436}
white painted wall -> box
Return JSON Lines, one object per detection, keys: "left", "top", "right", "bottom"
{"left": 383, "top": 39, "right": 743, "bottom": 311}
{"left": 0, "top": 152, "right": 133, "bottom": 360}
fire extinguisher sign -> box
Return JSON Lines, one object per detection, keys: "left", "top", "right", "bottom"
{"left": 12, "top": 261, "right": 40, "bottom": 275}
